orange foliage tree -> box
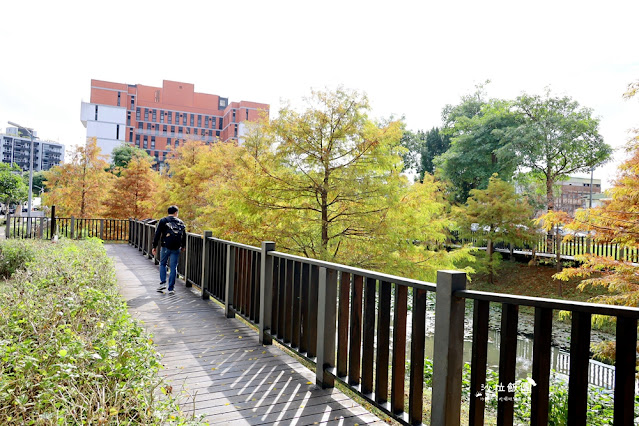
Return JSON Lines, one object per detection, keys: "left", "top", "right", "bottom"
{"left": 102, "top": 156, "right": 159, "bottom": 219}
{"left": 43, "top": 138, "right": 114, "bottom": 218}
{"left": 556, "top": 80, "right": 639, "bottom": 308}
{"left": 156, "top": 140, "right": 244, "bottom": 233}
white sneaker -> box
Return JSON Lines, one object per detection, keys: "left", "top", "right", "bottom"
{"left": 167, "top": 290, "right": 175, "bottom": 295}
{"left": 156, "top": 284, "right": 167, "bottom": 292}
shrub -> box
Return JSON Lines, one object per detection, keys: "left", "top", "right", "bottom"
{"left": 0, "top": 239, "right": 36, "bottom": 278}
{"left": 0, "top": 238, "right": 193, "bottom": 424}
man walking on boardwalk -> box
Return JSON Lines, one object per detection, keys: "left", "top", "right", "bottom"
{"left": 152, "top": 205, "right": 186, "bottom": 295}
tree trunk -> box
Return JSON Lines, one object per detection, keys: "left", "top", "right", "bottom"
{"left": 487, "top": 238, "right": 494, "bottom": 284}
{"left": 555, "top": 224, "right": 562, "bottom": 272}
{"left": 546, "top": 176, "right": 554, "bottom": 211}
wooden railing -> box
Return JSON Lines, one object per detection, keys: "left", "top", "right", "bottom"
{"left": 5, "top": 209, "right": 129, "bottom": 241}
{"left": 132, "top": 219, "right": 639, "bottom": 424}
{"left": 455, "top": 231, "right": 639, "bottom": 262}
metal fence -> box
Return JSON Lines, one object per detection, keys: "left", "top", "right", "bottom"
{"left": 129, "top": 219, "right": 639, "bottom": 426}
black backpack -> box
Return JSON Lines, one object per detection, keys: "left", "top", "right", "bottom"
{"left": 163, "top": 219, "right": 185, "bottom": 249}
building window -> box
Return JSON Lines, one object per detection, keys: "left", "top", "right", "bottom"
{"left": 116, "top": 124, "right": 120, "bottom": 140}
{"left": 129, "top": 130, "right": 133, "bottom": 142}
{"left": 163, "top": 125, "right": 167, "bottom": 133}
{"left": 147, "top": 123, "right": 151, "bottom": 130}
{"left": 216, "top": 130, "right": 220, "bottom": 137}
{"left": 117, "top": 92, "right": 121, "bottom": 106}
{"left": 152, "top": 109, "right": 157, "bottom": 122}
{"left": 151, "top": 136, "right": 156, "bottom": 149}
{"left": 204, "top": 116, "right": 209, "bottom": 127}
{"left": 234, "top": 124, "right": 238, "bottom": 137}
{"left": 232, "top": 109, "right": 236, "bottom": 123}
{"left": 144, "top": 109, "right": 149, "bottom": 121}
{"left": 160, "top": 110, "right": 164, "bottom": 123}
{"left": 143, "top": 136, "right": 148, "bottom": 149}
{"left": 135, "top": 134, "right": 140, "bottom": 147}
{"left": 175, "top": 139, "right": 180, "bottom": 147}
{"left": 219, "top": 117, "right": 223, "bottom": 130}
{"left": 168, "top": 111, "right": 172, "bottom": 124}
{"left": 171, "top": 126, "right": 175, "bottom": 135}
{"left": 190, "top": 114, "right": 194, "bottom": 126}
{"left": 219, "top": 97, "right": 227, "bottom": 109}
{"left": 210, "top": 117, "right": 216, "bottom": 128}
{"left": 178, "top": 127, "right": 183, "bottom": 137}
{"left": 246, "top": 109, "right": 249, "bottom": 120}
{"left": 197, "top": 115, "right": 202, "bottom": 127}
{"left": 94, "top": 105, "right": 98, "bottom": 120}
{"left": 127, "top": 112, "right": 131, "bottom": 126}
{"left": 167, "top": 138, "right": 172, "bottom": 147}
{"left": 136, "top": 108, "right": 140, "bottom": 120}
{"left": 138, "top": 122, "right": 143, "bottom": 130}
{"left": 130, "top": 96, "right": 135, "bottom": 110}
{"left": 182, "top": 114, "right": 187, "bottom": 126}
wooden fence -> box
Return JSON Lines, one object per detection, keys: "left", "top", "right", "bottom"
{"left": 130, "top": 219, "right": 639, "bottom": 426}
{"left": 4, "top": 207, "right": 129, "bottom": 241}
{"left": 456, "top": 231, "right": 639, "bottom": 263}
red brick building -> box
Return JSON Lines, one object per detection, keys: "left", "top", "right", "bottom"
{"left": 81, "top": 79, "right": 269, "bottom": 166}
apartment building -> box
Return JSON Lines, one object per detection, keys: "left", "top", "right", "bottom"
{"left": 555, "top": 176, "right": 602, "bottom": 215}
{"left": 80, "top": 79, "right": 269, "bottom": 166}
{"left": 1, "top": 127, "right": 65, "bottom": 172}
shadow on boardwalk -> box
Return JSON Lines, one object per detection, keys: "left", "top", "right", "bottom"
{"left": 107, "top": 244, "right": 385, "bottom": 426}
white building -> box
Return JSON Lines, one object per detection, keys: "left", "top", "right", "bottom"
{"left": 80, "top": 101, "right": 126, "bottom": 158}
{"left": 1, "top": 127, "right": 65, "bottom": 172}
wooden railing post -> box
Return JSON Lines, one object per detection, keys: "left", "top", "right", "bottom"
{"left": 140, "top": 222, "right": 145, "bottom": 252}
{"left": 99, "top": 219, "right": 105, "bottom": 240}
{"left": 50, "top": 205, "right": 56, "bottom": 238}
{"left": 147, "top": 224, "right": 154, "bottom": 260}
{"left": 259, "top": 241, "right": 275, "bottom": 344}
{"left": 316, "top": 266, "right": 337, "bottom": 389}
{"left": 201, "top": 231, "right": 212, "bottom": 300}
{"left": 225, "top": 245, "right": 236, "bottom": 318}
{"left": 70, "top": 216, "right": 75, "bottom": 239}
{"left": 184, "top": 233, "right": 191, "bottom": 287}
{"left": 5, "top": 213, "right": 10, "bottom": 239}
{"left": 431, "top": 270, "right": 467, "bottom": 426}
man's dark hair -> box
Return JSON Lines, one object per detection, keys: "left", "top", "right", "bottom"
{"left": 168, "top": 205, "right": 179, "bottom": 215}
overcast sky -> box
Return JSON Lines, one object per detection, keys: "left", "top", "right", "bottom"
{"left": 1, "top": 0, "right": 637, "bottom": 188}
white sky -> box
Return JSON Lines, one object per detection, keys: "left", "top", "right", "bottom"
{"left": 1, "top": 0, "right": 637, "bottom": 188}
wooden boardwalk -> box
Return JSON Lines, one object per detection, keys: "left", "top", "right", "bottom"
{"left": 107, "top": 244, "right": 386, "bottom": 425}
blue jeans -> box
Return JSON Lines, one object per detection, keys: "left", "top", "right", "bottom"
{"left": 159, "top": 247, "right": 181, "bottom": 291}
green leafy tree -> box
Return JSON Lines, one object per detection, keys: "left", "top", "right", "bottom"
{"left": 110, "top": 143, "right": 153, "bottom": 174}
{"left": 222, "top": 88, "right": 471, "bottom": 280}
{"left": 456, "top": 175, "right": 534, "bottom": 283}
{"left": 502, "top": 90, "right": 613, "bottom": 211}
{"left": 0, "top": 163, "right": 28, "bottom": 208}
{"left": 436, "top": 86, "right": 519, "bottom": 203}
{"left": 401, "top": 127, "right": 450, "bottom": 181}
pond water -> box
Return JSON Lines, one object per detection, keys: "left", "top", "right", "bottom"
{"left": 422, "top": 329, "right": 618, "bottom": 390}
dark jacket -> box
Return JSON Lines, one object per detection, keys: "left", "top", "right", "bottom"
{"left": 153, "top": 215, "right": 186, "bottom": 250}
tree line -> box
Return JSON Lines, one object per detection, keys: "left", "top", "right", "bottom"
{"left": 33, "top": 82, "right": 639, "bottom": 315}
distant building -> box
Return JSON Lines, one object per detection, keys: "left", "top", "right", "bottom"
{"left": 582, "top": 191, "right": 610, "bottom": 209}
{"left": 1, "top": 127, "right": 65, "bottom": 172}
{"left": 81, "top": 79, "right": 269, "bottom": 167}
{"left": 555, "top": 176, "right": 602, "bottom": 215}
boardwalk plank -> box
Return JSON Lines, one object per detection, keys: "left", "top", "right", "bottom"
{"left": 107, "top": 244, "right": 383, "bottom": 425}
